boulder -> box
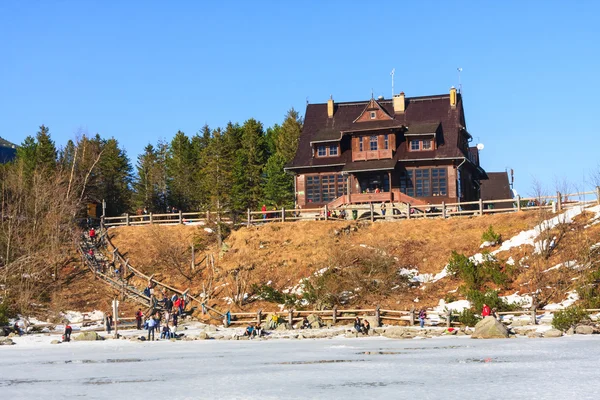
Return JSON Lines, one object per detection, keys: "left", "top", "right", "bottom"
{"left": 382, "top": 327, "right": 405, "bottom": 339}
{"left": 566, "top": 327, "right": 575, "bottom": 336}
{"left": 543, "top": 329, "right": 563, "bottom": 338}
{"left": 0, "top": 338, "right": 15, "bottom": 345}
{"left": 471, "top": 317, "right": 509, "bottom": 339}
{"left": 306, "top": 314, "right": 323, "bottom": 328}
{"left": 74, "top": 331, "right": 103, "bottom": 341}
{"left": 51, "top": 339, "right": 61, "bottom": 344}
{"left": 8, "top": 332, "right": 16, "bottom": 338}
{"left": 526, "top": 331, "right": 542, "bottom": 338}
{"left": 197, "top": 332, "right": 210, "bottom": 340}
{"left": 575, "top": 325, "right": 594, "bottom": 335}
{"left": 275, "top": 323, "right": 292, "bottom": 331}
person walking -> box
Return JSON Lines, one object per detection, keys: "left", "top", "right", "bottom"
{"left": 63, "top": 323, "right": 72, "bottom": 342}
{"left": 89, "top": 227, "right": 96, "bottom": 244}
{"left": 105, "top": 312, "right": 113, "bottom": 334}
{"left": 418, "top": 308, "right": 427, "bottom": 328}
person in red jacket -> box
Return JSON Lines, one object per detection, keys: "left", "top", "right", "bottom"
{"left": 89, "top": 227, "right": 96, "bottom": 244}
{"left": 482, "top": 303, "right": 491, "bottom": 317}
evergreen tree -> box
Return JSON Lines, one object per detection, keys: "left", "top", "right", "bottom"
{"left": 133, "top": 144, "right": 162, "bottom": 212}
{"left": 166, "top": 131, "right": 195, "bottom": 211}
{"left": 35, "top": 125, "right": 57, "bottom": 171}
{"left": 276, "top": 108, "right": 302, "bottom": 163}
{"left": 265, "top": 123, "right": 281, "bottom": 158}
{"left": 58, "top": 140, "right": 76, "bottom": 172}
{"left": 263, "top": 152, "right": 294, "bottom": 207}
{"left": 96, "top": 137, "right": 133, "bottom": 216}
{"left": 16, "top": 136, "right": 37, "bottom": 178}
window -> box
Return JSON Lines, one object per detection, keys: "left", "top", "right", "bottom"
{"left": 400, "top": 168, "right": 447, "bottom": 197}
{"left": 422, "top": 140, "right": 432, "bottom": 150}
{"left": 409, "top": 139, "right": 434, "bottom": 151}
{"left": 410, "top": 140, "right": 420, "bottom": 151}
{"left": 359, "top": 136, "right": 363, "bottom": 152}
{"left": 370, "top": 111, "right": 376, "bottom": 119}
{"left": 431, "top": 168, "right": 447, "bottom": 196}
{"left": 370, "top": 136, "right": 378, "bottom": 151}
{"left": 306, "top": 174, "right": 348, "bottom": 203}
{"left": 329, "top": 145, "right": 338, "bottom": 156}
{"left": 384, "top": 134, "right": 389, "bottom": 150}
{"left": 317, "top": 146, "right": 326, "bottom": 157}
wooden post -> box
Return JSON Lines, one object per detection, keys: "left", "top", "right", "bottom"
{"left": 530, "top": 306, "right": 537, "bottom": 325}
{"left": 596, "top": 186, "right": 600, "bottom": 205}
{"left": 479, "top": 198, "right": 484, "bottom": 215}
{"left": 191, "top": 245, "right": 195, "bottom": 271}
{"left": 375, "top": 305, "right": 381, "bottom": 328}
{"left": 224, "top": 310, "right": 230, "bottom": 328}
{"left": 370, "top": 202, "right": 375, "bottom": 222}
{"left": 100, "top": 216, "right": 105, "bottom": 230}
{"left": 257, "top": 310, "right": 262, "bottom": 325}
{"left": 324, "top": 204, "right": 328, "bottom": 220}
{"left": 557, "top": 192, "right": 562, "bottom": 212}
{"left": 112, "top": 248, "right": 118, "bottom": 262}
{"left": 517, "top": 195, "right": 521, "bottom": 211}
{"left": 446, "top": 309, "right": 451, "bottom": 328}
{"left": 206, "top": 211, "right": 211, "bottom": 223}
{"left": 407, "top": 203, "right": 411, "bottom": 220}
{"left": 126, "top": 213, "right": 130, "bottom": 226}
{"left": 442, "top": 201, "right": 446, "bottom": 218}
{"left": 247, "top": 208, "right": 251, "bottom": 226}
{"left": 281, "top": 207, "right": 285, "bottom": 222}
{"left": 112, "top": 299, "right": 119, "bottom": 339}
{"left": 288, "top": 309, "right": 293, "bottom": 327}
{"left": 332, "top": 306, "right": 337, "bottom": 325}
{"left": 409, "top": 305, "right": 415, "bottom": 326}
{"left": 179, "top": 210, "right": 183, "bottom": 224}
{"left": 149, "top": 213, "right": 153, "bottom": 224}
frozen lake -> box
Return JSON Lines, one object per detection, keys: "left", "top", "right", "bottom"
{"left": 2, "top": 335, "right": 600, "bottom": 399}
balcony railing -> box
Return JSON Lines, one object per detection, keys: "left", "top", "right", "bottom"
{"left": 352, "top": 149, "right": 393, "bottom": 161}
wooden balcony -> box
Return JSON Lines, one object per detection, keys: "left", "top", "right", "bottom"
{"left": 352, "top": 149, "right": 393, "bottom": 162}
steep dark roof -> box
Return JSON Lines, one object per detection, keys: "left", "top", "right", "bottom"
{"left": 288, "top": 93, "right": 467, "bottom": 170}
{"left": 481, "top": 172, "right": 513, "bottom": 201}
{"left": 405, "top": 122, "right": 440, "bottom": 136}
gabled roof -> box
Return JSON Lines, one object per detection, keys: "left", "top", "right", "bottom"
{"left": 352, "top": 98, "right": 393, "bottom": 123}
{"left": 481, "top": 172, "right": 512, "bottom": 201}
{"left": 287, "top": 93, "right": 469, "bottom": 170}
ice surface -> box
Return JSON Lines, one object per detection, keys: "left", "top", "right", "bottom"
{"left": 2, "top": 336, "right": 600, "bottom": 399}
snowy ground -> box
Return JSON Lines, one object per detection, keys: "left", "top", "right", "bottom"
{"left": 2, "top": 335, "right": 600, "bottom": 399}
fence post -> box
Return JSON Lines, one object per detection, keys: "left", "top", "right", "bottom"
{"left": 257, "top": 310, "right": 262, "bottom": 326}
{"left": 557, "top": 192, "right": 562, "bottom": 212}
{"left": 530, "top": 306, "right": 537, "bottom": 325}
{"left": 149, "top": 213, "right": 153, "bottom": 225}
{"left": 370, "top": 203, "right": 375, "bottom": 222}
{"left": 126, "top": 213, "right": 130, "bottom": 226}
{"left": 446, "top": 309, "right": 451, "bottom": 328}
{"left": 517, "top": 195, "right": 521, "bottom": 211}
{"left": 224, "top": 310, "right": 230, "bottom": 328}
{"left": 409, "top": 305, "right": 415, "bottom": 326}
{"left": 288, "top": 309, "right": 293, "bottom": 327}
{"left": 205, "top": 211, "right": 210, "bottom": 223}
{"left": 442, "top": 202, "right": 446, "bottom": 218}
{"left": 407, "top": 203, "right": 411, "bottom": 220}
{"left": 375, "top": 305, "right": 381, "bottom": 328}
{"left": 179, "top": 210, "right": 183, "bottom": 224}
{"left": 479, "top": 198, "right": 484, "bottom": 215}
{"left": 324, "top": 204, "right": 328, "bottom": 220}
{"left": 100, "top": 216, "right": 105, "bottom": 229}
{"left": 333, "top": 306, "right": 337, "bottom": 325}
{"left": 597, "top": 186, "right": 600, "bottom": 205}
{"left": 282, "top": 207, "right": 286, "bottom": 222}
{"left": 247, "top": 208, "right": 251, "bottom": 226}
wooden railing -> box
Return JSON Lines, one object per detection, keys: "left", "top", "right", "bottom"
{"left": 102, "top": 187, "right": 600, "bottom": 228}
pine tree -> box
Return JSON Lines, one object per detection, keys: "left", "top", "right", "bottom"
{"left": 276, "top": 108, "right": 302, "bottom": 163}
{"left": 133, "top": 144, "right": 162, "bottom": 212}
{"left": 16, "top": 136, "right": 37, "bottom": 178}
{"left": 35, "top": 125, "right": 57, "bottom": 171}
{"left": 166, "top": 131, "right": 195, "bottom": 211}
{"left": 96, "top": 137, "right": 133, "bottom": 216}
{"left": 263, "top": 152, "right": 294, "bottom": 207}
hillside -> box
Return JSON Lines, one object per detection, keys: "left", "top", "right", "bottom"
{"left": 51, "top": 207, "right": 600, "bottom": 321}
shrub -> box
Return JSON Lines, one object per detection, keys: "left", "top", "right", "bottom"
{"left": 251, "top": 284, "right": 296, "bottom": 306}
{"left": 552, "top": 306, "right": 589, "bottom": 332}
{"left": 482, "top": 225, "right": 501, "bottom": 244}
{"left": 0, "top": 301, "right": 12, "bottom": 326}
{"left": 464, "top": 289, "right": 520, "bottom": 313}
{"left": 457, "top": 308, "right": 481, "bottom": 327}
{"left": 447, "top": 251, "right": 486, "bottom": 290}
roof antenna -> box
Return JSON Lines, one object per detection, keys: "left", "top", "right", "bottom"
{"left": 306, "top": 96, "right": 309, "bottom": 105}
{"left": 390, "top": 68, "right": 395, "bottom": 98}
{"left": 371, "top": 88, "right": 374, "bottom": 99}
{"left": 457, "top": 67, "right": 463, "bottom": 93}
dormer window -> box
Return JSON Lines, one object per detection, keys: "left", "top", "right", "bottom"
{"left": 422, "top": 140, "right": 432, "bottom": 150}
{"left": 409, "top": 139, "right": 434, "bottom": 151}
{"left": 329, "top": 145, "right": 338, "bottom": 156}
{"left": 315, "top": 143, "right": 339, "bottom": 157}
{"left": 370, "top": 111, "right": 376, "bottom": 119}
{"left": 317, "top": 145, "right": 327, "bottom": 157}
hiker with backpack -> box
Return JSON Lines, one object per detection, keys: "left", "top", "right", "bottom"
{"left": 89, "top": 227, "right": 96, "bottom": 244}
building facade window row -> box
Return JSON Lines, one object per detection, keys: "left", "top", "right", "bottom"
{"left": 399, "top": 168, "right": 447, "bottom": 197}
{"left": 306, "top": 174, "right": 348, "bottom": 203}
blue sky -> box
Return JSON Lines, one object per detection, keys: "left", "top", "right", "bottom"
{"left": 1, "top": 1, "right": 599, "bottom": 195}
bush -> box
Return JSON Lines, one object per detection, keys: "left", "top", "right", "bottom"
{"left": 447, "top": 251, "right": 486, "bottom": 290}
{"left": 552, "top": 306, "right": 589, "bottom": 332}
{"left": 482, "top": 225, "right": 501, "bottom": 244}
{"left": 457, "top": 308, "right": 481, "bottom": 327}
{"left": 0, "top": 301, "right": 12, "bottom": 326}
{"left": 251, "top": 284, "right": 296, "bottom": 306}
{"left": 464, "top": 289, "right": 520, "bottom": 313}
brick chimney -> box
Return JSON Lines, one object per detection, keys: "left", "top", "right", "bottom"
{"left": 327, "top": 95, "right": 334, "bottom": 118}
{"left": 450, "top": 86, "right": 457, "bottom": 108}
{"left": 393, "top": 92, "right": 405, "bottom": 114}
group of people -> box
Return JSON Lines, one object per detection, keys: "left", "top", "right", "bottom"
{"left": 244, "top": 322, "right": 263, "bottom": 338}
{"left": 481, "top": 304, "right": 499, "bottom": 319}
{"left": 144, "top": 309, "right": 179, "bottom": 341}
{"left": 353, "top": 317, "right": 371, "bottom": 335}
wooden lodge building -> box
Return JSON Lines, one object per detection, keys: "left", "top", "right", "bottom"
{"left": 286, "top": 87, "right": 489, "bottom": 210}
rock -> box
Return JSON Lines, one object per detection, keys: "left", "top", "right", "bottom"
{"left": 74, "top": 331, "right": 103, "bottom": 341}
{"left": 456, "top": 330, "right": 466, "bottom": 336}
{"left": 197, "top": 332, "right": 210, "bottom": 340}
{"left": 382, "top": 327, "right": 405, "bottom": 339}
{"left": 306, "top": 314, "right": 323, "bottom": 328}
{"left": 566, "top": 327, "right": 575, "bottom": 336}
{"left": 471, "top": 317, "right": 509, "bottom": 339}
{"left": 8, "top": 332, "right": 16, "bottom": 338}
{"left": 51, "top": 339, "right": 61, "bottom": 344}
{"left": 0, "top": 338, "right": 15, "bottom": 345}
{"left": 575, "top": 325, "right": 594, "bottom": 335}
{"left": 543, "top": 329, "right": 563, "bottom": 338}
{"left": 526, "top": 331, "right": 542, "bottom": 338}
{"left": 511, "top": 319, "right": 531, "bottom": 327}
{"left": 275, "top": 323, "right": 292, "bottom": 331}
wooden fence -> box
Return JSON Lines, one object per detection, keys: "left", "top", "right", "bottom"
{"left": 102, "top": 187, "right": 600, "bottom": 228}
